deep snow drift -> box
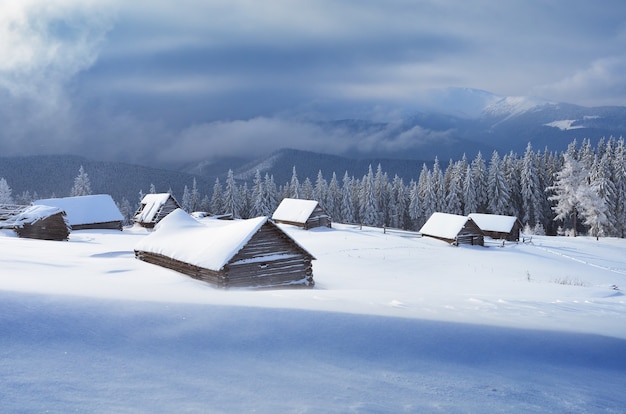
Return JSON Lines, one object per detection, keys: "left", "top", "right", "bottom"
{"left": 1, "top": 223, "right": 625, "bottom": 413}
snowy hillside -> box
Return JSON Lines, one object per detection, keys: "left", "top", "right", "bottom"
{"left": 1, "top": 223, "right": 625, "bottom": 412}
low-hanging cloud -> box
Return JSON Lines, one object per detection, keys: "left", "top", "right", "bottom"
{"left": 532, "top": 57, "right": 626, "bottom": 107}
{"left": 156, "top": 117, "right": 454, "bottom": 164}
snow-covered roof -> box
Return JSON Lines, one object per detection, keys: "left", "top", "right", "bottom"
{"left": 135, "top": 209, "right": 271, "bottom": 271}
{"left": 419, "top": 212, "right": 472, "bottom": 239}
{"left": 272, "top": 198, "right": 321, "bottom": 223}
{"left": 136, "top": 193, "right": 175, "bottom": 223}
{"left": 34, "top": 195, "right": 123, "bottom": 226}
{"left": 468, "top": 213, "right": 519, "bottom": 233}
{"left": 12, "top": 205, "right": 66, "bottom": 227}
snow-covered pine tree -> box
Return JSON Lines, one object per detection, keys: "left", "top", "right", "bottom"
{"left": 445, "top": 162, "right": 464, "bottom": 215}
{"left": 210, "top": 178, "right": 224, "bottom": 215}
{"left": 301, "top": 177, "right": 314, "bottom": 200}
{"left": 15, "top": 190, "right": 32, "bottom": 205}
{"left": 70, "top": 165, "right": 92, "bottom": 196}
{"left": 327, "top": 172, "right": 340, "bottom": 221}
{"left": 340, "top": 172, "right": 355, "bottom": 224}
{"left": 117, "top": 197, "right": 133, "bottom": 226}
{"left": 417, "top": 164, "right": 437, "bottom": 227}
{"left": 391, "top": 175, "right": 408, "bottom": 229}
{"left": 547, "top": 153, "right": 585, "bottom": 236}
{"left": 612, "top": 138, "right": 626, "bottom": 238}
{"left": 264, "top": 173, "right": 278, "bottom": 213}
{"left": 0, "top": 177, "right": 14, "bottom": 204}
{"left": 190, "top": 178, "right": 200, "bottom": 212}
{"left": 431, "top": 157, "right": 446, "bottom": 212}
{"left": 223, "top": 169, "right": 240, "bottom": 218}
{"left": 520, "top": 143, "right": 543, "bottom": 226}
{"left": 374, "top": 164, "right": 390, "bottom": 226}
{"left": 359, "top": 165, "right": 378, "bottom": 226}
{"left": 582, "top": 153, "right": 614, "bottom": 239}
{"left": 181, "top": 185, "right": 191, "bottom": 212}
{"left": 289, "top": 166, "right": 300, "bottom": 199}
{"left": 199, "top": 194, "right": 211, "bottom": 212}
{"left": 470, "top": 152, "right": 488, "bottom": 212}
{"left": 251, "top": 170, "right": 270, "bottom": 217}
{"left": 314, "top": 170, "right": 328, "bottom": 208}
{"left": 462, "top": 164, "right": 477, "bottom": 215}
{"left": 487, "top": 151, "right": 511, "bottom": 215}
{"left": 239, "top": 182, "right": 251, "bottom": 218}
{"left": 408, "top": 179, "right": 420, "bottom": 226}
{"left": 502, "top": 151, "right": 522, "bottom": 217}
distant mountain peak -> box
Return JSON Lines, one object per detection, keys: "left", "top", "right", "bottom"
{"left": 481, "top": 95, "right": 553, "bottom": 120}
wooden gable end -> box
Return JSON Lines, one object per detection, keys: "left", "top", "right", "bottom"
{"left": 15, "top": 212, "right": 70, "bottom": 241}
{"left": 224, "top": 221, "right": 315, "bottom": 288}
{"left": 454, "top": 219, "right": 484, "bottom": 246}
{"left": 152, "top": 198, "right": 180, "bottom": 225}
{"left": 304, "top": 204, "right": 332, "bottom": 229}
{"left": 135, "top": 196, "right": 181, "bottom": 228}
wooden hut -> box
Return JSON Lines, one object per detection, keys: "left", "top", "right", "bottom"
{"left": 0, "top": 205, "right": 70, "bottom": 241}
{"left": 134, "top": 209, "right": 315, "bottom": 289}
{"left": 468, "top": 213, "right": 522, "bottom": 242}
{"left": 34, "top": 195, "right": 124, "bottom": 231}
{"left": 272, "top": 198, "right": 331, "bottom": 230}
{"left": 133, "top": 193, "right": 181, "bottom": 228}
{"left": 419, "top": 212, "right": 484, "bottom": 246}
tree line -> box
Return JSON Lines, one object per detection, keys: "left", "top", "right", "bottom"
{"left": 1, "top": 137, "right": 625, "bottom": 238}
{"left": 171, "top": 137, "right": 626, "bottom": 238}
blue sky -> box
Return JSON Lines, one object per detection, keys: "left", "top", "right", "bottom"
{"left": 1, "top": 0, "right": 626, "bottom": 165}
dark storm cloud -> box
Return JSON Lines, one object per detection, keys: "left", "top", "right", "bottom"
{"left": 2, "top": 0, "right": 626, "bottom": 165}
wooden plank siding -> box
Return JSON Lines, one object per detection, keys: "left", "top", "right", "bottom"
{"left": 14, "top": 212, "right": 71, "bottom": 241}
{"left": 454, "top": 220, "right": 484, "bottom": 246}
{"left": 134, "top": 197, "right": 181, "bottom": 228}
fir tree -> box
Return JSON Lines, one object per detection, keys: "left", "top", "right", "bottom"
{"left": 289, "top": 166, "right": 300, "bottom": 199}
{"left": 327, "top": 172, "right": 340, "bottom": 221}
{"left": 181, "top": 185, "right": 192, "bottom": 212}
{"left": 0, "top": 177, "right": 14, "bottom": 204}
{"left": 210, "top": 178, "right": 224, "bottom": 215}
{"left": 264, "top": 173, "right": 278, "bottom": 213}
{"left": 462, "top": 165, "right": 477, "bottom": 215}
{"left": 70, "top": 165, "right": 92, "bottom": 196}
{"left": 547, "top": 153, "right": 585, "bottom": 236}
{"left": 117, "top": 197, "right": 133, "bottom": 226}
{"left": 520, "top": 143, "right": 542, "bottom": 225}
{"left": 223, "top": 169, "right": 240, "bottom": 218}
{"left": 487, "top": 151, "right": 511, "bottom": 215}
{"left": 470, "top": 152, "right": 488, "bottom": 212}
{"left": 301, "top": 177, "right": 314, "bottom": 200}
{"left": 359, "top": 165, "right": 378, "bottom": 226}
{"left": 251, "top": 170, "right": 270, "bottom": 217}
{"left": 340, "top": 172, "right": 355, "bottom": 224}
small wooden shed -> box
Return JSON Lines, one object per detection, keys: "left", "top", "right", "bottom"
{"left": 34, "top": 195, "right": 124, "bottom": 231}
{"left": 419, "top": 212, "right": 484, "bottom": 246}
{"left": 272, "top": 198, "right": 331, "bottom": 230}
{"left": 133, "top": 193, "right": 181, "bottom": 228}
{"left": 468, "top": 213, "right": 522, "bottom": 242}
{"left": 134, "top": 209, "right": 315, "bottom": 289}
{"left": 0, "top": 205, "right": 70, "bottom": 241}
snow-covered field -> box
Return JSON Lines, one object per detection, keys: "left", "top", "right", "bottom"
{"left": 1, "top": 222, "right": 625, "bottom": 413}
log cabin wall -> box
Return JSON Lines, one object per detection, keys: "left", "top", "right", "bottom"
{"left": 226, "top": 222, "right": 314, "bottom": 288}
{"left": 15, "top": 213, "right": 70, "bottom": 241}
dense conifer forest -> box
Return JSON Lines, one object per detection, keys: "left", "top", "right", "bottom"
{"left": 2, "top": 137, "right": 625, "bottom": 238}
